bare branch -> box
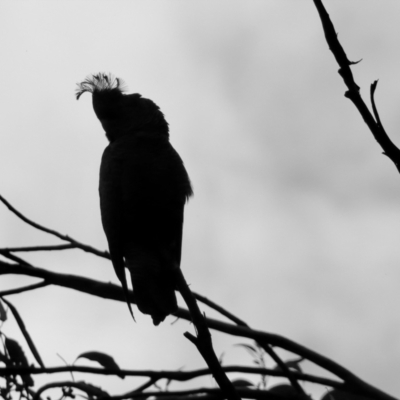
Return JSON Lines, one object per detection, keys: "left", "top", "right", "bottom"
{"left": 313, "top": 0, "right": 400, "bottom": 173}
{"left": 0, "top": 193, "right": 109, "bottom": 259}
{"left": 0, "top": 244, "right": 76, "bottom": 252}
{"left": 176, "top": 269, "right": 241, "bottom": 400}
{"left": 0, "top": 281, "right": 49, "bottom": 297}
{"left": 0, "top": 249, "right": 33, "bottom": 266}
{"left": 194, "top": 293, "right": 305, "bottom": 394}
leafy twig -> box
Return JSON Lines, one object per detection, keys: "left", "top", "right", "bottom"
{"left": 0, "top": 364, "right": 342, "bottom": 388}
{"left": 1, "top": 298, "right": 45, "bottom": 368}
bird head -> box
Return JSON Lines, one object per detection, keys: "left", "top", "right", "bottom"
{"left": 76, "top": 73, "right": 169, "bottom": 142}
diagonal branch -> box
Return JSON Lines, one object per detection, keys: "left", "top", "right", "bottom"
{"left": 175, "top": 269, "right": 241, "bottom": 400}
{"left": 0, "top": 193, "right": 109, "bottom": 259}
{"left": 313, "top": 0, "right": 400, "bottom": 173}
{"left": 0, "top": 281, "right": 49, "bottom": 297}
{"left": 194, "top": 293, "right": 305, "bottom": 394}
{"left": 1, "top": 297, "right": 45, "bottom": 368}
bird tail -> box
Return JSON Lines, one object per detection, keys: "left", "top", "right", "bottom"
{"left": 126, "top": 254, "right": 178, "bottom": 326}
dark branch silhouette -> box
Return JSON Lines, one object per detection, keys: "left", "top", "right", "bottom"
{"left": 313, "top": 0, "right": 400, "bottom": 173}
{"left": 0, "top": 253, "right": 395, "bottom": 400}
{"left": 1, "top": 2, "right": 398, "bottom": 399}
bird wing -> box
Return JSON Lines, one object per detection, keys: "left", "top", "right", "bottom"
{"left": 119, "top": 135, "right": 191, "bottom": 324}
{"left": 99, "top": 143, "right": 135, "bottom": 320}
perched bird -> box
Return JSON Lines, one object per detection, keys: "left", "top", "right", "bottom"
{"left": 76, "top": 73, "right": 193, "bottom": 325}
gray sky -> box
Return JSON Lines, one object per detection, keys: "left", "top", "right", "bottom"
{"left": 1, "top": 1, "right": 400, "bottom": 398}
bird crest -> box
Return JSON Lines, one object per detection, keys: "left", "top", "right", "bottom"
{"left": 76, "top": 73, "right": 126, "bottom": 100}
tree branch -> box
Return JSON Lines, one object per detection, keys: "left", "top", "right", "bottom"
{"left": 1, "top": 260, "right": 395, "bottom": 400}
{"left": 175, "top": 269, "right": 242, "bottom": 400}
{"left": 0, "top": 281, "right": 49, "bottom": 297}
{"left": 0, "top": 365, "right": 343, "bottom": 389}
{"left": 194, "top": 294, "right": 305, "bottom": 394}
{"left": 313, "top": 0, "right": 400, "bottom": 173}
{"left": 0, "top": 194, "right": 109, "bottom": 259}
{"left": 0, "top": 244, "right": 76, "bottom": 252}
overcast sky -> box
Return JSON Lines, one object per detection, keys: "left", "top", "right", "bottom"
{"left": 1, "top": 1, "right": 400, "bottom": 398}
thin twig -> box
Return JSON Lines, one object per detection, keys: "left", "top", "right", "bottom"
{"left": 0, "top": 249, "right": 33, "bottom": 266}
{"left": 130, "top": 378, "right": 159, "bottom": 393}
{"left": 194, "top": 293, "right": 247, "bottom": 326}
{"left": 0, "top": 244, "right": 76, "bottom": 252}
{"left": 0, "top": 281, "right": 49, "bottom": 297}
{"left": 0, "top": 193, "right": 109, "bottom": 259}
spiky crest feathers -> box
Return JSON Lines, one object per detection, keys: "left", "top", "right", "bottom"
{"left": 76, "top": 73, "right": 126, "bottom": 100}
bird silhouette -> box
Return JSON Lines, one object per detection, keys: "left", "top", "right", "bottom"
{"left": 76, "top": 73, "right": 193, "bottom": 325}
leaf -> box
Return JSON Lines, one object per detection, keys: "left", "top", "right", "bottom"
{"left": 76, "top": 351, "right": 124, "bottom": 379}
{"left": 235, "top": 343, "right": 258, "bottom": 356}
{"left": 218, "top": 351, "right": 225, "bottom": 365}
{"left": 5, "top": 338, "right": 28, "bottom": 365}
{"left": 273, "top": 357, "right": 304, "bottom": 374}
{"left": 0, "top": 299, "right": 7, "bottom": 322}
{"left": 268, "top": 384, "right": 300, "bottom": 399}
{"left": 232, "top": 379, "right": 254, "bottom": 387}
{"left": 321, "top": 389, "right": 369, "bottom": 400}
{"left": 4, "top": 337, "right": 34, "bottom": 387}
{"left": 2, "top": 297, "right": 45, "bottom": 368}
{"left": 69, "top": 381, "right": 110, "bottom": 398}
{"left": 0, "top": 351, "right": 8, "bottom": 365}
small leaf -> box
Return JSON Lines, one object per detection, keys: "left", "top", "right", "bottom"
{"left": 76, "top": 351, "right": 124, "bottom": 378}
{"left": 321, "top": 389, "right": 369, "bottom": 400}
{"left": 235, "top": 343, "right": 258, "bottom": 356}
{"left": 274, "top": 357, "right": 304, "bottom": 373}
{"left": 4, "top": 338, "right": 34, "bottom": 386}
{"left": 75, "top": 381, "right": 110, "bottom": 397}
{"left": 5, "top": 338, "right": 28, "bottom": 365}
{"left": 232, "top": 379, "right": 254, "bottom": 387}
{"left": 0, "top": 299, "right": 7, "bottom": 322}
{"left": 268, "top": 384, "right": 299, "bottom": 399}
{"left": 0, "top": 351, "right": 8, "bottom": 365}
{"left": 218, "top": 351, "right": 225, "bottom": 365}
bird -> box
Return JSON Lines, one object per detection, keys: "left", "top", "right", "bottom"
{"left": 76, "top": 73, "right": 193, "bottom": 325}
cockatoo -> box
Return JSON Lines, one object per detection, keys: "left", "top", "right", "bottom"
{"left": 76, "top": 73, "right": 193, "bottom": 325}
